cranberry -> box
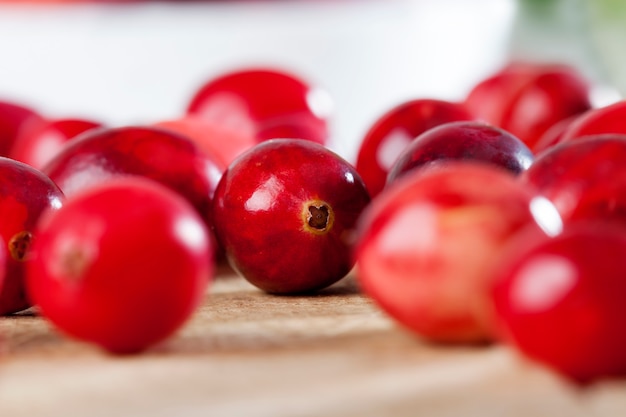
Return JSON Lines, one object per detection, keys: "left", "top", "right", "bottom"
{"left": 186, "top": 68, "right": 332, "bottom": 145}
{"left": 355, "top": 99, "right": 474, "bottom": 197}
{"left": 521, "top": 135, "right": 626, "bottom": 225}
{"left": 355, "top": 162, "right": 561, "bottom": 343}
{"left": 26, "top": 178, "right": 213, "bottom": 354}
{"left": 559, "top": 100, "right": 626, "bottom": 143}
{"left": 0, "top": 100, "right": 43, "bottom": 157}
{"left": 42, "top": 126, "right": 222, "bottom": 231}
{"left": 9, "top": 118, "right": 102, "bottom": 170}
{"left": 386, "top": 121, "right": 533, "bottom": 186}
{"left": 531, "top": 114, "right": 579, "bottom": 155}
{"left": 155, "top": 116, "right": 256, "bottom": 170}
{"left": 0, "top": 157, "right": 64, "bottom": 315}
{"left": 465, "top": 61, "right": 592, "bottom": 149}
{"left": 491, "top": 222, "right": 626, "bottom": 383}
{"left": 213, "top": 139, "right": 370, "bottom": 294}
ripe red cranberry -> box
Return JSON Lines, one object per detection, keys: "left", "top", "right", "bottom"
{"left": 41, "top": 126, "right": 222, "bottom": 231}
{"left": 9, "top": 118, "right": 102, "bottom": 170}
{"left": 155, "top": 116, "right": 256, "bottom": 170}
{"left": 355, "top": 99, "right": 474, "bottom": 197}
{"left": 521, "top": 135, "right": 626, "bottom": 225}
{"left": 213, "top": 139, "right": 370, "bottom": 294}
{"left": 0, "top": 100, "right": 43, "bottom": 157}
{"left": 0, "top": 157, "right": 64, "bottom": 315}
{"left": 355, "top": 162, "right": 561, "bottom": 343}
{"left": 491, "top": 222, "right": 626, "bottom": 383}
{"left": 386, "top": 121, "right": 533, "bottom": 186}
{"left": 186, "top": 68, "right": 332, "bottom": 145}
{"left": 559, "top": 100, "right": 626, "bottom": 143}
{"left": 465, "top": 61, "right": 592, "bottom": 149}
{"left": 26, "top": 178, "right": 213, "bottom": 354}
{"left": 531, "top": 114, "right": 578, "bottom": 155}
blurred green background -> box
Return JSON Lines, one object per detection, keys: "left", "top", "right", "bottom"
{"left": 512, "top": 0, "right": 626, "bottom": 95}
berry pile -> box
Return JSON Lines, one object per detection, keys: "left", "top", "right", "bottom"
{"left": 1, "top": 61, "right": 625, "bottom": 384}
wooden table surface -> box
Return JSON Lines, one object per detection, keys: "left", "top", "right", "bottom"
{"left": 1, "top": 266, "right": 625, "bottom": 417}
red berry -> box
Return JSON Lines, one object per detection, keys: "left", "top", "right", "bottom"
{"left": 465, "top": 61, "right": 591, "bottom": 149}
{"left": 9, "top": 117, "right": 102, "bottom": 170}
{"left": 355, "top": 99, "right": 474, "bottom": 197}
{"left": 187, "top": 68, "right": 332, "bottom": 145}
{"left": 531, "top": 114, "right": 578, "bottom": 155}
{"left": 155, "top": 116, "right": 256, "bottom": 170}
{"left": 213, "top": 139, "right": 370, "bottom": 293}
{"left": 491, "top": 222, "right": 626, "bottom": 383}
{"left": 355, "top": 162, "right": 561, "bottom": 343}
{"left": 0, "top": 100, "right": 43, "bottom": 157}
{"left": 386, "top": 121, "right": 533, "bottom": 186}
{"left": 559, "top": 100, "right": 626, "bottom": 143}
{"left": 0, "top": 157, "right": 64, "bottom": 315}
{"left": 521, "top": 135, "right": 626, "bottom": 225}
{"left": 42, "top": 126, "right": 222, "bottom": 232}
{"left": 26, "top": 178, "right": 213, "bottom": 354}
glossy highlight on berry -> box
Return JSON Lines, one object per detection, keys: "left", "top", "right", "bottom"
{"left": 213, "top": 139, "right": 370, "bottom": 294}
{"left": 26, "top": 177, "right": 214, "bottom": 354}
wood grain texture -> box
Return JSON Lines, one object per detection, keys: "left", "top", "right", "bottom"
{"left": 1, "top": 267, "right": 625, "bottom": 417}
